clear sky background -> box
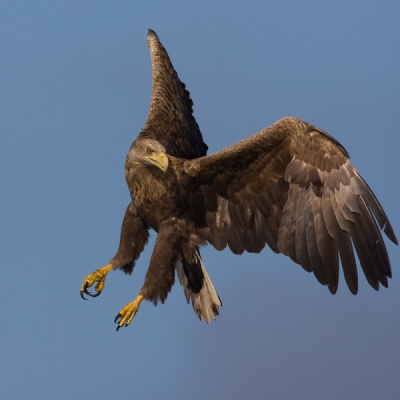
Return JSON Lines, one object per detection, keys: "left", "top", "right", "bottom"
{"left": 1, "top": 1, "right": 399, "bottom": 399}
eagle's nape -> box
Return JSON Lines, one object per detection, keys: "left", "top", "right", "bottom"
{"left": 80, "top": 29, "right": 397, "bottom": 331}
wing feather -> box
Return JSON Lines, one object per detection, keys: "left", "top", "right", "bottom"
{"left": 226, "top": 224, "right": 245, "bottom": 255}
{"left": 294, "top": 184, "right": 311, "bottom": 272}
{"left": 305, "top": 187, "right": 324, "bottom": 282}
{"left": 330, "top": 191, "right": 358, "bottom": 294}
{"left": 240, "top": 210, "right": 265, "bottom": 253}
{"left": 352, "top": 172, "right": 397, "bottom": 244}
{"left": 310, "top": 187, "right": 339, "bottom": 293}
{"left": 279, "top": 184, "right": 300, "bottom": 264}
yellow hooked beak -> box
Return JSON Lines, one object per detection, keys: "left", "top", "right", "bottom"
{"left": 146, "top": 152, "right": 169, "bottom": 172}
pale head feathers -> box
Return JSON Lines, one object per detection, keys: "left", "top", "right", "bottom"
{"left": 126, "top": 138, "right": 169, "bottom": 173}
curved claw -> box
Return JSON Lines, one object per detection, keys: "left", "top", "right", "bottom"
{"left": 87, "top": 291, "right": 102, "bottom": 297}
{"left": 80, "top": 286, "right": 88, "bottom": 300}
{"left": 80, "top": 265, "right": 112, "bottom": 300}
{"left": 114, "top": 313, "right": 122, "bottom": 331}
{"left": 80, "top": 282, "right": 98, "bottom": 299}
{"left": 114, "top": 313, "right": 121, "bottom": 324}
{"left": 84, "top": 285, "right": 102, "bottom": 298}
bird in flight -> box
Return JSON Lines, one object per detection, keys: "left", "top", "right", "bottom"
{"left": 80, "top": 29, "right": 397, "bottom": 331}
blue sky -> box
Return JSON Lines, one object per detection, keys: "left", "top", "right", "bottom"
{"left": 1, "top": 1, "right": 399, "bottom": 399}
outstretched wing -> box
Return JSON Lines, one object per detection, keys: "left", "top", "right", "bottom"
{"left": 179, "top": 117, "right": 397, "bottom": 294}
{"left": 138, "top": 29, "right": 208, "bottom": 159}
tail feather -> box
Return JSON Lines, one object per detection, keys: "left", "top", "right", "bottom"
{"left": 176, "top": 251, "right": 222, "bottom": 323}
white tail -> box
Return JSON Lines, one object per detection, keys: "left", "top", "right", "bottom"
{"left": 176, "top": 251, "right": 222, "bottom": 323}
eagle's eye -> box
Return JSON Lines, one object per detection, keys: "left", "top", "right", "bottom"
{"left": 147, "top": 148, "right": 153, "bottom": 154}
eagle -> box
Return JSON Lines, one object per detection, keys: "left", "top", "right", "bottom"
{"left": 80, "top": 29, "right": 397, "bottom": 331}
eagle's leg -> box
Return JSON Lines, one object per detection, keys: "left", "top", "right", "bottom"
{"left": 114, "top": 295, "right": 144, "bottom": 331}
{"left": 113, "top": 218, "right": 184, "bottom": 330}
{"left": 80, "top": 264, "right": 112, "bottom": 299}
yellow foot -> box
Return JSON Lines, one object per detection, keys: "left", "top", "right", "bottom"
{"left": 80, "top": 264, "right": 112, "bottom": 299}
{"left": 114, "top": 295, "right": 144, "bottom": 331}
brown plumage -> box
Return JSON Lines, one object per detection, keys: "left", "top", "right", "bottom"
{"left": 81, "top": 29, "right": 397, "bottom": 328}
{"left": 173, "top": 118, "right": 397, "bottom": 295}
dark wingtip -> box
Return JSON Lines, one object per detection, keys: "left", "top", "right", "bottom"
{"left": 328, "top": 284, "right": 338, "bottom": 295}
{"left": 384, "top": 223, "right": 398, "bottom": 245}
{"left": 147, "top": 29, "right": 158, "bottom": 38}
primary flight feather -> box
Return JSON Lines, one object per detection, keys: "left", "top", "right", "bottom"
{"left": 80, "top": 29, "right": 397, "bottom": 330}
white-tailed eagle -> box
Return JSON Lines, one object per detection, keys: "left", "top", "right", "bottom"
{"left": 81, "top": 30, "right": 397, "bottom": 330}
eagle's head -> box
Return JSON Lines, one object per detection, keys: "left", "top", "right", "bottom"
{"left": 125, "top": 138, "right": 169, "bottom": 176}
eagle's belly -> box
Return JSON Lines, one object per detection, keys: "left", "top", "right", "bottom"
{"left": 135, "top": 195, "right": 184, "bottom": 231}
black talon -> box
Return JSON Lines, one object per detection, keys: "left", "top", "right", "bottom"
{"left": 83, "top": 284, "right": 92, "bottom": 295}
{"left": 82, "top": 283, "right": 102, "bottom": 298}
{"left": 87, "top": 290, "right": 101, "bottom": 298}
{"left": 115, "top": 313, "right": 122, "bottom": 331}
{"left": 80, "top": 282, "right": 90, "bottom": 299}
